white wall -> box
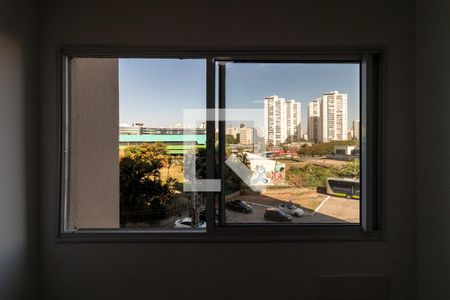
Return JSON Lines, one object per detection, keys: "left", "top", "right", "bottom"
{"left": 39, "top": 0, "right": 417, "bottom": 299}
{"left": 0, "top": 0, "right": 39, "bottom": 299}
{"left": 416, "top": 0, "right": 450, "bottom": 299}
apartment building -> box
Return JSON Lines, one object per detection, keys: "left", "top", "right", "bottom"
{"left": 307, "top": 98, "right": 322, "bottom": 143}
{"left": 307, "top": 91, "right": 348, "bottom": 143}
{"left": 264, "top": 95, "right": 301, "bottom": 145}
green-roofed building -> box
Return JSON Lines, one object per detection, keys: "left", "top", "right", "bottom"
{"left": 119, "top": 134, "right": 206, "bottom": 155}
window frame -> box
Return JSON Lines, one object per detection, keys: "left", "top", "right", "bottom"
{"left": 58, "top": 47, "right": 384, "bottom": 242}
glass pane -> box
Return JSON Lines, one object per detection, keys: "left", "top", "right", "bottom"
{"left": 220, "top": 62, "right": 360, "bottom": 224}
{"left": 67, "top": 58, "right": 207, "bottom": 230}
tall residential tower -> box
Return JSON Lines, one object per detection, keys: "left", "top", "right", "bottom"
{"left": 307, "top": 99, "right": 322, "bottom": 143}
{"left": 264, "top": 95, "right": 301, "bottom": 145}
{"left": 307, "top": 91, "right": 348, "bottom": 143}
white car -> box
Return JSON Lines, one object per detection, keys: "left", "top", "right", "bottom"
{"left": 279, "top": 203, "right": 304, "bottom": 217}
{"left": 174, "top": 217, "right": 206, "bottom": 229}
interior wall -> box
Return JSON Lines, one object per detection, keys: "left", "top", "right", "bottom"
{"left": 416, "top": 0, "right": 450, "bottom": 299}
{"left": 69, "top": 58, "right": 120, "bottom": 229}
{"left": 0, "top": 0, "right": 39, "bottom": 299}
{"left": 39, "top": 1, "right": 416, "bottom": 299}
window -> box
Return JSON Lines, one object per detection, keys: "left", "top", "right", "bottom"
{"left": 218, "top": 61, "right": 360, "bottom": 225}
{"left": 60, "top": 49, "right": 383, "bottom": 241}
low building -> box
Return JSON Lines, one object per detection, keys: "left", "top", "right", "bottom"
{"left": 326, "top": 145, "right": 359, "bottom": 161}
{"left": 239, "top": 127, "right": 254, "bottom": 145}
{"left": 334, "top": 145, "right": 356, "bottom": 155}
{"left": 119, "top": 126, "right": 141, "bottom": 135}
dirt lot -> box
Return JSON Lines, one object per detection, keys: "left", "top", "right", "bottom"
{"left": 277, "top": 157, "right": 348, "bottom": 169}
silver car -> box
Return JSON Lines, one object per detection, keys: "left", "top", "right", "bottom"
{"left": 279, "top": 203, "right": 304, "bottom": 217}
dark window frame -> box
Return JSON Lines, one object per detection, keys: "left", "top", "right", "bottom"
{"left": 58, "top": 47, "right": 384, "bottom": 242}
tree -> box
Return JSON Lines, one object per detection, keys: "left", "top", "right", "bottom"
{"left": 288, "top": 146, "right": 298, "bottom": 158}
{"left": 281, "top": 144, "right": 289, "bottom": 157}
{"left": 286, "top": 163, "right": 340, "bottom": 188}
{"left": 165, "top": 154, "right": 174, "bottom": 177}
{"left": 235, "top": 149, "right": 250, "bottom": 168}
{"left": 297, "top": 140, "right": 359, "bottom": 157}
{"left": 214, "top": 133, "right": 240, "bottom": 145}
{"left": 223, "top": 149, "right": 251, "bottom": 195}
{"left": 119, "top": 143, "right": 177, "bottom": 216}
{"left": 339, "top": 160, "right": 360, "bottom": 178}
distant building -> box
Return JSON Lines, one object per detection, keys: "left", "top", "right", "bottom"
{"left": 119, "top": 123, "right": 141, "bottom": 135}
{"left": 321, "top": 91, "right": 348, "bottom": 142}
{"left": 326, "top": 145, "right": 359, "bottom": 161}
{"left": 348, "top": 128, "right": 354, "bottom": 140}
{"left": 239, "top": 126, "right": 254, "bottom": 145}
{"left": 140, "top": 127, "right": 205, "bottom": 135}
{"left": 225, "top": 126, "right": 240, "bottom": 139}
{"left": 334, "top": 145, "right": 356, "bottom": 155}
{"left": 225, "top": 124, "right": 254, "bottom": 145}
{"left": 286, "top": 100, "right": 302, "bottom": 143}
{"left": 353, "top": 119, "right": 360, "bottom": 139}
{"left": 120, "top": 123, "right": 206, "bottom": 136}
{"left": 307, "top": 99, "right": 322, "bottom": 143}
{"left": 264, "top": 95, "right": 301, "bottom": 145}
{"left": 307, "top": 91, "right": 348, "bottom": 143}
{"left": 173, "top": 123, "right": 194, "bottom": 129}
{"left": 254, "top": 127, "right": 264, "bottom": 139}
{"left": 302, "top": 132, "right": 308, "bottom": 141}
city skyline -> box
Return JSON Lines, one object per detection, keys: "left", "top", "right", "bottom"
{"left": 119, "top": 59, "right": 359, "bottom": 131}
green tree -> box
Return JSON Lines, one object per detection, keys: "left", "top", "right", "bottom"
{"left": 120, "top": 143, "right": 177, "bottom": 215}
{"left": 281, "top": 144, "right": 289, "bottom": 157}
{"left": 297, "top": 140, "right": 359, "bottom": 157}
{"left": 339, "top": 160, "right": 360, "bottom": 178}
{"left": 226, "top": 134, "right": 239, "bottom": 144}
{"left": 286, "top": 163, "right": 340, "bottom": 188}
{"left": 236, "top": 149, "right": 250, "bottom": 168}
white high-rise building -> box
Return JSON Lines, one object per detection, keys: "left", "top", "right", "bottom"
{"left": 264, "top": 95, "right": 301, "bottom": 145}
{"left": 353, "top": 119, "right": 360, "bottom": 139}
{"left": 307, "top": 98, "right": 322, "bottom": 143}
{"left": 307, "top": 91, "right": 348, "bottom": 143}
{"left": 321, "top": 91, "right": 348, "bottom": 142}
{"left": 286, "top": 100, "right": 302, "bottom": 143}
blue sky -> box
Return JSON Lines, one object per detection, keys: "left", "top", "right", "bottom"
{"left": 119, "top": 59, "right": 359, "bottom": 130}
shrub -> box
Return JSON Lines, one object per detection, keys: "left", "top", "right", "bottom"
{"left": 286, "top": 164, "right": 339, "bottom": 188}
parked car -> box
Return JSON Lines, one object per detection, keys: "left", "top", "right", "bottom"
{"left": 279, "top": 203, "right": 304, "bottom": 217}
{"left": 225, "top": 199, "right": 253, "bottom": 214}
{"left": 264, "top": 207, "right": 292, "bottom": 222}
{"left": 174, "top": 217, "right": 206, "bottom": 228}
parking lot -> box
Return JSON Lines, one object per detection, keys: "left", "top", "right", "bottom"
{"left": 225, "top": 189, "right": 360, "bottom": 224}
